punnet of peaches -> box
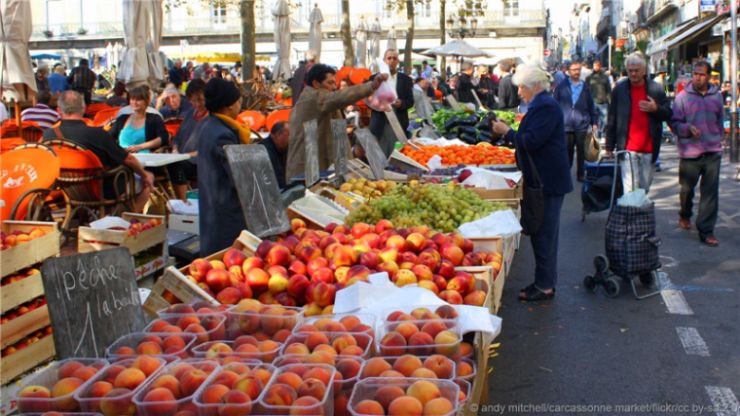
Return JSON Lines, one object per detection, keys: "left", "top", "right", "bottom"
{"left": 14, "top": 218, "right": 500, "bottom": 416}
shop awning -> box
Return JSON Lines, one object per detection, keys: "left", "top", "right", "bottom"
{"left": 665, "top": 13, "right": 727, "bottom": 51}
{"left": 646, "top": 20, "right": 694, "bottom": 56}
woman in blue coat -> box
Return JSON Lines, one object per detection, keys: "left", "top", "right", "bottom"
{"left": 493, "top": 65, "right": 573, "bottom": 302}
{"left": 197, "top": 78, "right": 250, "bottom": 255}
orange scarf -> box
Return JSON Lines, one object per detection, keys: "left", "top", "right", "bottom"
{"left": 213, "top": 113, "right": 252, "bottom": 144}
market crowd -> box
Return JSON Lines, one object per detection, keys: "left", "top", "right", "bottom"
{"left": 3, "top": 48, "right": 725, "bottom": 302}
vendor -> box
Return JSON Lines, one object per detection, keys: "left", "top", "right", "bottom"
{"left": 369, "top": 49, "right": 414, "bottom": 157}
{"left": 110, "top": 85, "right": 169, "bottom": 153}
{"left": 169, "top": 79, "right": 207, "bottom": 201}
{"left": 259, "top": 121, "right": 289, "bottom": 190}
{"left": 286, "top": 64, "right": 387, "bottom": 181}
{"left": 197, "top": 78, "right": 250, "bottom": 254}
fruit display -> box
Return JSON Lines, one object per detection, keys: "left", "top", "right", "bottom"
{"left": 180, "top": 219, "right": 501, "bottom": 312}
{"left": 191, "top": 338, "right": 283, "bottom": 363}
{"left": 400, "top": 143, "right": 516, "bottom": 167}
{"left": 192, "top": 362, "right": 275, "bottom": 416}
{"left": 293, "top": 313, "right": 376, "bottom": 339}
{"left": 1, "top": 227, "right": 47, "bottom": 250}
{"left": 106, "top": 332, "right": 197, "bottom": 361}
{"left": 359, "top": 354, "right": 457, "bottom": 380}
{"left": 378, "top": 319, "right": 461, "bottom": 359}
{"left": 349, "top": 378, "right": 460, "bottom": 416}
{"left": 282, "top": 331, "right": 374, "bottom": 358}
{"left": 345, "top": 183, "right": 507, "bottom": 232}
{"left": 455, "top": 357, "right": 476, "bottom": 382}
{"left": 1, "top": 325, "right": 53, "bottom": 357}
{"left": 75, "top": 356, "right": 166, "bottom": 415}
{"left": 133, "top": 359, "right": 219, "bottom": 416}
{"left": 104, "top": 218, "right": 163, "bottom": 237}
{"left": 1, "top": 296, "right": 46, "bottom": 324}
{"left": 145, "top": 313, "right": 227, "bottom": 344}
{"left": 338, "top": 178, "right": 398, "bottom": 199}
{"left": 15, "top": 358, "right": 108, "bottom": 413}
{"left": 226, "top": 300, "right": 303, "bottom": 340}
{"left": 1, "top": 266, "right": 40, "bottom": 286}
{"left": 260, "top": 363, "right": 336, "bottom": 414}
{"left": 157, "top": 302, "right": 231, "bottom": 317}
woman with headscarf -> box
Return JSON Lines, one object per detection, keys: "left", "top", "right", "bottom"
{"left": 197, "top": 78, "right": 251, "bottom": 254}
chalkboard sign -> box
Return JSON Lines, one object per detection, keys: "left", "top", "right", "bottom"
{"left": 225, "top": 144, "right": 291, "bottom": 238}
{"left": 41, "top": 248, "right": 146, "bottom": 358}
{"left": 355, "top": 128, "right": 387, "bottom": 180}
{"left": 331, "top": 119, "right": 349, "bottom": 180}
{"left": 303, "top": 120, "right": 320, "bottom": 187}
{"left": 384, "top": 111, "right": 409, "bottom": 145}
{"left": 446, "top": 95, "right": 462, "bottom": 111}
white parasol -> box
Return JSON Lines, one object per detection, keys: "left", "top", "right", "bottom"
{"left": 422, "top": 39, "right": 491, "bottom": 58}
{"left": 308, "top": 3, "right": 323, "bottom": 61}
{"left": 118, "top": 0, "right": 164, "bottom": 87}
{"left": 355, "top": 18, "right": 368, "bottom": 68}
{"left": 272, "top": 0, "right": 292, "bottom": 81}
{"left": 0, "top": 0, "right": 36, "bottom": 102}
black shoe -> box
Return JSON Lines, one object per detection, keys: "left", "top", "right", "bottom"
{"left": 519, "top": 285, "right": 555, "bottom": 302}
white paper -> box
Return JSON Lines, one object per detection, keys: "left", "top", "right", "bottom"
{"left": 413, "top": 137, "right": 468, "bottom": 147}
{"left": 90, "top": 216, "right": 130, "bottom": 230}
{"left": 457, "top": 210, "right": 522, "bottom": 237}
{"left": 427, "top": 155, "right": 444, "bottom": 171}
{"left": 168, "top": 199, "right": 199, "bottom": 215}
{"left": 617, "top": 189, "right": 652, "bottom": 207}
{"left": 333, "top": 279, "right": 502, "bottom": 338}
{"left": 460, "top": 166, "right": 522, "bottom": 190}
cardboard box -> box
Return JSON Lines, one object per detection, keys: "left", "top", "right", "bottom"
{"left": 169, "top": 214, "right": 199, "bottom": 235}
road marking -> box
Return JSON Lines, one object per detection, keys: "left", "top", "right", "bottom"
{"left": 675, "top": 327, "right": 710, "bottom": 356}
{"left": 705, "top": 386, "right": 740, "bottom": 416}
{"left": 659, "top": 272, "right": 694, "bottom": 315}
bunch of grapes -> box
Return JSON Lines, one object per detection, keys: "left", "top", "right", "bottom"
{"left": 346, "top": 183, "right": 509, "bottom": 232}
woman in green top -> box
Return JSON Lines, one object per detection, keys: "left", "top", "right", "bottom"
{"left": 110, "top": 85, "right": 169, "bottom": 153}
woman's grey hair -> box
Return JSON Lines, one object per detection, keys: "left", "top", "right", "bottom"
{"left": 512, "top": 64, "right": 550, "bottom": 91}
{"left": 625, "top": 52, "right": 647, "bottom": 68}
{"left": 57, "top": 91, "right": 86, "bottom": 115}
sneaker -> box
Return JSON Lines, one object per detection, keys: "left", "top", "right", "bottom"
{"left": 678, "top": 217, "right": 690, "bottom": 230}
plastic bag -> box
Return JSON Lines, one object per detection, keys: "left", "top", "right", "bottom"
{"left": 367, "top": 80, "right": 397, "bottom": 112}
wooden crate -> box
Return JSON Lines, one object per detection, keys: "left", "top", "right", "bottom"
{"left": 1, "top": 270, "right": 44, "bottom": 314}
{"left": 77, "top": 213, "right": 166, "bottom": 255}
{"left": 142, "top": 230, "right": 260, "bottom": 317}
{"left": 134, "top": 245, "right": 169, "bottom": 281}
{"left": 456, "top": 266, "right": 495, "bottom": 313}
{"left": 0, "top": 335, "right": 55, "bottom": 385}
{"left": 1, "top": 221, "right": 60, "bottom": 277}
{"left": 460, "top": 331, "right": 495, "bottom": 416}
{"left": 470, "top": 182, "right": 523, "bottom": 200}
{"left": 0, "top": 305, "right": 50, "bottom": 349}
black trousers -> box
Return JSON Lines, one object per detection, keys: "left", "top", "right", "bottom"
{"left": 566, "top": 131, "right": 588, "bottom": 180}
{"left": 679, "top": 153, "right": 721, "bottom": 239}
{"left": 168, "top": 161, "right": 197, "bottom": 186}
{"left": 530, "top": 194, "right": 565, "bottom": 290}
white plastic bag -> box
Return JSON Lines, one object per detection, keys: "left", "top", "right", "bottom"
{"left": 367, "top": 80, "right": 397, "bottom": 112}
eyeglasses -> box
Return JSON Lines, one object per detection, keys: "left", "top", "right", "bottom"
{"left": 386, "top": 56, "right": 399, "bottom": 61}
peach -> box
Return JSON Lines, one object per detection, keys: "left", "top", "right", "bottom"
{"left": 88, "top": 380, "right": 114, "bottom": 398}
{"left": 163, "top": 335, "right": 187, "bottom": 352}
{"left": 103, "top": 364, "right": 125, "bottom": 383}
{"left": 242, "top": 256, "right": 265, "bottom": 273}
{"left": 260, "top": 307, "right": 288, "bottom": 335}
{"left": 435, "top": 305, "right": 459, "bottom": 320}
{"left": 245, "top": 267, "right": 270, "bottom": 293}
{"left": 302, "top": 367, "right": 332, "bottom": 386}
{"left": 418, "top": 280, "right": 440, "bottom": 294}
{"left": 133, "top": 356, "right": 161, "bottom": 377}
{"left": 297, "top": 378, "right": 326, "bottom": 400}
{"left": 100, "top": 388, "right": 136, "bottom": 416}
{"left": 379, "top": 331, "right": 406, "bottom": 356}
{"left": 423, "top": 397, "right": 454, "bottom": 415}
{"left": 406, "top": 380, "right": 441, "bottom": 406}
{"left": 58, "top": 360, "right": 84, "bottom": 379}
{"left": 354, "top": 399, "right": 385, "bottom": 415}
{"left": 266, "top": 244, "right": 292, "bottom": 267}
{"left": 331, "top": 334, "right": 357, "bottom": 354}
{"left": 287, "top": 274, "right": 311, "bottom": 299}
{"left": 259, "top": 339, "right": 281, "bottom": 361}
{"left": 284, "top": 342, "right": 311, "bottom": 356}
{"left": 462, "top": 252, "right": 483, "bottom": 267}
{"left": 216, "top": 287, "right": 242, "bottom": 305}
{"left": 201, "top": 384, "right": 230, "bottom": 404}
{"left": 205, "top": 342, "right": 233, "bottom": 358}
{"left": 229, "top": 265, "right": 245, "bottom": 284}
{"left": 212, "top": 370, "right": 240, "bottom": 389}
{"left": 423, "top": 355, "right": 454, "bottom": 379}
{"left": 219, "top": 390, "right": 252, "bottom": 416}
{"left": 408, "top": 332, "right": 435, "bottom": 355}
{"left": 262, "top": 383, "right": 297, "bottom": 406}
{"left": 311, "top": 347, "right": 337, "bottom": 363}
{"left": 392, "top": 354, "right": 423, "bottom": 377}
{"left": 331, "top": 245, "right": 357, "bottom": 268}
{"left": 405, "top": 232, "right": 426, "bottom": 253}
{"left": 464, "top": 289, "right": 487, "bottom": 306}
{"left": 388, "top": 396, "right": 423, "bottom": 416}
{"left": 305, "top": 281, "right": 336, "bottom": 308}
{"left": 378, "top": 247, "right": 398, "bottom": 264}
{"left": 71, "top": 365, "right": 98, "bottom": 381}
{"left": 411, "top": 367, "right": 439, "bottom": 379}
{"left": 434, "top": 331, "right": 460, "bottom": 356}
{"left": 421, "top": 321, "right": 448, "bottom": 338}
{"left": 446, "top": 276, "right": 471, "bottom": 295}
{"left": 359, "top": 251, "right": 380, "bottom": 269}
{"left": 310, "top": 267, "right": 335, "bottom": 284}
{"left": 210, "top": 260, "right": 226, "bottom": 270}
{"left": 150, "top": 374, "right": 180, "bottom": 398}
{"left": 346, "top": 264, "right": 371, "bottom": 281}
{"left": 361, "top": 357, "right": 392, "bottom": 378}
{"left": 179, "top": 368, "right": 207, "bottom": 396}
{"left": 136, "top": 340, "right": 162, "bottom": 355}
{"left": 292, "top": 218, "right": 307, "bottom": 232}
{"left": 394, "top": 322, "right": 420, "bottom": 340}
{"left": 385, "top": 235, "right": 407, "bottom": 251}
{"left": 411, "top": 264, "right": 434, "bottom": 281}
{"left": 438, "top": 290, "right": 463, "bottom": 305}
{"left": 335, "top": 392, "right": 351, "bottom": 416}
{"left": 379, "top": 370, "right": 405, "bottom": 378}
{"left": 340, "top": 345, "right": 365, "bottom": 356}
{"left": 457, "top": 360, "right": 474, "bottom": 378}
{"left": 336, "top": 358, "right": 361, "bottom": 380}
{"left": 305, "top": 332, "right": 330, "bottom": 351}
{"left": 417, "top": 251, "right": 440, "bottom": 272}
{"left": 398, "top": 251, "right": 418, "bottom": 265}
{"left": 223, "top": 248, "right": 248, "bottom": 269}
{"left": 114, "top": 368, "right": 146, "bottom": 390}
{"left": 394, "top": 269, "right": 417, "bottom": 287}
{"left": 142, "top": 387, "right": 177, "bottom": 414}
{"left": 188, "top": 259, "right": 212, "bottom": 281}
{"left": 291, "top": 396, "right": 322, "bottom": 415}
{"left": 374, "top": 385, "right": 405, "bottom": 410}
{"left": 276, "top": 372, "right": 303, "bottom": 390}
{"left": 234, "top": 374, "right": 263, "bottom": 400}
{"left": 50, "top": 377, "right": 83, "bottom": 410}
{"left": 204, "top": 269, "right": 231, "bottom": 293}
{"left": 460, "top": 342, "right": 473, "bottom": 358}
{"left": 374, "top": 219, "right": 394, "bottom": 233}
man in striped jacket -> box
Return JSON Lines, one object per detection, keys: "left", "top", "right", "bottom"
{"left": 21, "top": 90, "right": 60, "bottom": 129}
{"left": 669, "top": 61, "right": 724, "bottom": 247}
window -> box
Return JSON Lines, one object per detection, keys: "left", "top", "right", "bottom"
{"left": 212, "top": 0, "right": 227, "bottom": 25}
{"left": 504, "top": 0, "right": 519, "bottom": 17}
{"left": 416, "top": 2, "right": 432, "bottom": 18}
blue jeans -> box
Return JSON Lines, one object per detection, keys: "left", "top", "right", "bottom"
{"left": 596, "top": 103, "right": 608, "bottom": 135}
{"left": 531, "top": 194, "right": 565, "bottom": 290}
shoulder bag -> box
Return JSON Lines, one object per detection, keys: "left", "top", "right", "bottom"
{"left": 585, "top": 130, "right": 601, "bottom": 162}
{"left": 515, "top": 138, "right": 544, "bottom": 235}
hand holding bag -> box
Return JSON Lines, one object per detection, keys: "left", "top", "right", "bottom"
{"left": 585, "top": 131, "right": 601, "bottom": 162}
{"left": 516, "top": 139, "right": 544, "bottom": 235}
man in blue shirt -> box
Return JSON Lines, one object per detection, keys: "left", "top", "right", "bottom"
{"left": 47, "top": 64, "right": 69, "bottom": 94}
{"left": 553, "top": 61, "right": 599, "bottom": 181}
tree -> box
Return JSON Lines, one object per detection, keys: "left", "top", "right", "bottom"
{"left": 341, "top": 0, "right": 354, "bottom": 66}
{"left": 439, "top": 0, "right": 447, "bottom": 80}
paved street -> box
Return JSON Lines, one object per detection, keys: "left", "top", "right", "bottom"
{"left": 489, "top": 144, "right": 740, "bottom": 415}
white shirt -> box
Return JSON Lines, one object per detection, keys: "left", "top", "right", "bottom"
{"left": 388, "top": 72, "right": 398, "bottom": 92}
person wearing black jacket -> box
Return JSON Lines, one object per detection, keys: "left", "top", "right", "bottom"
{"left": 586, "top": 60, "right": 611, "bottom": 134}
{"left": 369, "top": 49, "right": 414, "bottom": 157}
{"left": 455, "top": 62, "right": 476, "bottom": 106}
{"left": 477, "top": 65, "right": 497, "bottom": 108}
{"left": 497, "top": 61, "right": 520, "bottom": 110}
{"left": 605, "top": 53, "right": 672, "bottom": 193}
{"left": 553, "top": 61, "right": 599, "bottom": 181}
{"left": 259, "top": 121, "right": 290, "bottom": 190}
